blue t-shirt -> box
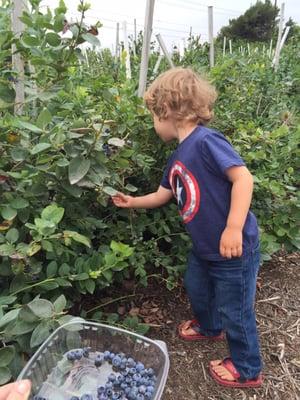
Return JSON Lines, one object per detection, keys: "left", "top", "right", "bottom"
{"left": 160, "top": 125, "right": 259, "bottom": 261}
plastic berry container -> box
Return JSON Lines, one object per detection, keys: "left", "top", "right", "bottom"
{"left": 17, "top": 321, "right": 170, "bottom": 400}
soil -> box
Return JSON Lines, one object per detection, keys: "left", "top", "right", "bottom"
{"left": 86, "top": 251, "right": 300, "bottom": 400}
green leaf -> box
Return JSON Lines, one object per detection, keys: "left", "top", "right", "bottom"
{"left": 41, "top": 204, "right": 64, "bottom": 224}
{"left": 26, "top": 242, "right": 41, "bottom": 256}
{"left": 108, "top": 137, "right": 125, "bottom": 147}
{"left": 0, "top": 296, "right": 17, "bottom": 306}
{"left": 63, "top": 230, "right": 91, "bottom": 248}
{"left": 0, "top": 309, "right": 20, "bottom": 329}
{"left": 17, "top": 120, "right": 43, "bottom": 133}
{"left": 19, "top": 305, "right": 39, "bottom": 323}
{"left": 85, "top": 279, "right": 95, "bottom": 294}
{"left": 45, "top": 32, "right": 61, "bottom": 46}
{"left": 0, "top": 243, "right": 15, "bottom": 257}
{"left": 0, "top": 367, "right": 11, "bottom": 385}
{"left": 47, "top": 261, "right": 58, "bottom": 277}
{"left": 1, "top": 206, "right": 17, "bottom": 220}
{"left": 30, "top": 321, "right": 51, "bottom": 347}
{"left": 31, "top": 142, "right": 52, "bottom": 154}
{"left": 73, "top": 273, "right": 89, "bottom": 281}
{"left": 10, "top": 319, "right": 38, "bottom": 335}
{"left": 103, "top": 186, "right": 118, "bottom": 196}
{"left": 125, "top": 183, "right": 138, "bottom": 192}
{"left": 37, "top": 108, "right": 52, "bottom": 129}
{"left": 41, "top": 239, "right": 53, "bottom": 252}
{"left": 0, "top": 83, "right": 15, "bottom": 103}
{"left": 68, "top": 157, "right": 90, "bottom": 185}
{"left": 6, "top": 228, "right": 19, "bottom": 244}
{"left": 82, "top": 33, "right": 100, "bottom": 47}
{"left": 28, "top": 299, "right": 54, "bottom": 319}
{"left": 21, "top": 33, "right": 39, "bottom": 47}
{"left": 59, "top": 263, "right": 70, "bottom": 276}
{"left": 54, "top": 294, "right": 67, "bottom": 313}
{"left": 55, "top": 277, "right": 72, "bottom": 287}
{"left": 10, "top": 148, "right": 28, "bottom": 162}
{"left": 10, "top": 198, "right": 29, "bottom": 209}
{"left": 0, "top": 346, "right": 15, "bottom": 367}
{"left": 39, "top": 281, "right": 59, "bottom": 290}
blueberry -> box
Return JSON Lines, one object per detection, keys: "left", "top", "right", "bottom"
{"left": 108, "top": 373, "right": 116, "bottom": 382}
{"left": 81, "top": 395, "right": 93, "bottom": 400}
{"left": 105, "top": 382, "right": 113, "bottom": 389}
{"left": 112, "top": 394, "right": 120, "bottom": 400}
{"left": 138, "top": 386, "right": 146, "bottom": 394}
{"left": 109, "top": 352, "right": 116, "bottom": 361}
{"left": 126, "top": 358, "right": 135, "bottom": 368}
{"left": 136, "top": 395, "right": 144, "bottom": 400}
{"left": 83, "top": 347, "right": 91, "bottom": 357}
{"left": 106, "top": 388, "right": 113, "bottom": 396}
{"left": 67, "top": 351, "right": 76, "bottom": 361}
{"left": 136, "top": 362, "right": 145, "bottom": 373}
{"left": 70, "top": 397, "right": 80, "bottom": 400}
{"left": 75, "top": 349, "right": 83, "bottom": 360}
{"left": 102, "top": 144, "right": 111, "bottom": 157}
{"left": 117, "top": 374, "right": 125, "bottom": 383}
{"left": 98, "top": 395, "right": 108, "bottom": 400}
{"left": 124, "top": 387, "right": 131, "bottom": 395}
{"left": 146, "top": 385, "right": 154, "bottom": 394}
{"left": 112, "top": 355, "right": 122, "bottom": 367}
{"left": 105, "top": 128, "right": 110, "bottom": 133}
{"left": 133, "top": 373, "right": 141, "bottom": 383}
{"left": 144, "top": 393, "right": 152, "bottom": 400}
{"left": 97, "top": 386, "right": 105, "bottom": 394}
{"left": 95, "top": 355, "right": 104, "bottom": 367}
{"left": 104, "top": 350, "right": 111, "bottom": 360}
{"left": 146, "top": 368, "right": 154, "bottom": 377}
{"left": 129, "top": 367, "right": 136, "bottom": 375}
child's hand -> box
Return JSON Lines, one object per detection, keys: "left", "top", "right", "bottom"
{"left": 220, "top": 226, "right": 243, "bottom": 258}
{"left": 0, "top": 380, "right": 31, "bottom": 400}
{"left": 111, "top": 192, "right": 135, "bottom": 208}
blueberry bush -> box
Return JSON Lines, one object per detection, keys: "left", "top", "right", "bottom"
{"left": 0, "top": 0, "right": 299, "bottom": 384}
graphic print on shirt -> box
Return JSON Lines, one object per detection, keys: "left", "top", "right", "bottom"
{"left": 168, "top": 160, "right": 200, "bottom": 224}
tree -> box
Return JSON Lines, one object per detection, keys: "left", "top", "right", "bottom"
{"left": 218, "top": 0, "right": 279, "bottom": 42}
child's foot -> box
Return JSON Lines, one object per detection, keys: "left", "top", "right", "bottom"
{"left": 178, "top": 319, "right": 224, "bottom": 341}
{"left": 209, "top": 358, "right": 263, "bottom": 388}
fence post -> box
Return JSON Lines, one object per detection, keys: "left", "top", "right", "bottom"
{"left": 156, "top": 33, "right": 175, "bottom": 68}
{"left": 138, "top": 0, "right": 155, "bottom": 97}
{"left": 208, "top": 6, "right": 214, "bottom": 68}
{"left": 115, "top": 22, "right": 120, "bottom": 62}
{"left": 273, "top": 2, "right": 285, "bottom": 71}
{"left": 11, "top": 0, "right": 26, "bottom": 115}
{"left": 223, "top": 36, "right": 226, "bottom": 57}
{"left": 123, "top": 21, "right": 131, "bottom": 79}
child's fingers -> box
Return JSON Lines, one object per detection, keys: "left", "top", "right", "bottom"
{"left": 0, "top": 380, "right": 31, "bottom": 400}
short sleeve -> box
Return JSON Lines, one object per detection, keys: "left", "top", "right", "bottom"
{"left": 160, "top": 154, "right": 174, "bottom": 190}
{"left": 201, "top": 132, "right": 245, "bottom": 178}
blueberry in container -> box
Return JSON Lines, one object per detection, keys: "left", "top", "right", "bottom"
{"left": 17, "top": 321, "right": 169, "bottom": 400}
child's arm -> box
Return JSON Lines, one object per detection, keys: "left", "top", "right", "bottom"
{"left": 111, "top": 185, "right": 173, "bottom": 209}
{"left": 220, "top": 166, "right": 254, "bottom": 258}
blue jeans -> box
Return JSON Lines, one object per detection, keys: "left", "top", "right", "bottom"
{"left": 184, "top": 245, "right": 262, "bottom": 380}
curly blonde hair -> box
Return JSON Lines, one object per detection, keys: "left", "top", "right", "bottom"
{"left": 144, "top": 67, "right": 217, "bottom": 125}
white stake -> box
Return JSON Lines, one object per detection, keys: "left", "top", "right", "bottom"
{"left": 269, "top": 38, "right": 273, "bottom": 58}
{"left": 273, "top": 2, "right": 285, "bottom": 71}
{"left": 123, "top": 21, "right": 131, "bottom": 79}
{"left": 11, "top": 0, "right": 26, "bottom": 115}
{"left": 279, "top": 25, "right": 290, "bottom": 50}
{"left": 115, "top": 22, "right": 119, "bottom": 62}
{"left": 247, "top": 42, "right": 250, "bottom": 55}
{"left": 208, "top": 6, "right": 214, "bottom": 68}
{"left": 138, "top": 0, "right": 155, "bottom": 97}
{"left": 156, "top": 34, "right": 175, "bottom": 68}
{"left": 223, "top": 36, "right": 226, "bottom": 57}
{"left": 229, "top": 39, "right": 232, "bottom": 54}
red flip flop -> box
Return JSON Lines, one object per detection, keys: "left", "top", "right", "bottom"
{"left": 209, "top": 358, "right": 263, "bottom": 388}
{"left": 178, "top": 319, "right": 224, "bottom": 341}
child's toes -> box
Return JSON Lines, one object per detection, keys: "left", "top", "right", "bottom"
{"left": 210, "top": 359, "right": 222, "bottom": 367}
